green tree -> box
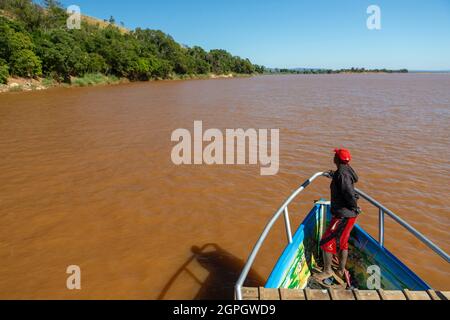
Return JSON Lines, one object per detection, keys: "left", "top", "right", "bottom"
{"left": 36, "top": 28, "right": 93, "bottom": 80}
{"left": 87, "top": 53, "right": 108, "bottom": 74}
{"left": 10, "top": 49, "right": 42, "bottom": 77}
{"left": 208, "top": 49, "right": 234, "bottom": 74}
{"left": 254, "top": 65, "right": 265, "bottom": 73}
{"left": 187, "top": 46, "right": 211, "bottom": 74}
{"left": 128, "top": 57, "right": 151, "bottom": 80}
{"left": 0, "top": 18, "right": 34, "bottom": 60}
{"left": 233, "top": 57, "right": 255, "bottom": 74}
{"left": 0, "top": 58, "right": 9, "bottom": 84}
{"left": 148, "top": 56, "right": 172, "bottom": 78}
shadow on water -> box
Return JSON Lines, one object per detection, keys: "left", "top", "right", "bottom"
{"left": 157, "top": 243, "right": 265, "bottom": 300}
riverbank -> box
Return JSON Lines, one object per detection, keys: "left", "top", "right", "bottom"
{"left": 1, "top": 1, "right": 264, "bottom": 95}
{"left": 0, "top": 73, "right": 249, "bottom": 94}
{"left": 0, "top": 74, "right": 124, "bottom": 93}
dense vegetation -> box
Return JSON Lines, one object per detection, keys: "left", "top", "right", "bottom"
{"left": 0, "top": 0, "right": 265, "bottom": 85}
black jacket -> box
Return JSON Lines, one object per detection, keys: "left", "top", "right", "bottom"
{"left": 330, "top": 164, "right": 359, "bottom": 218}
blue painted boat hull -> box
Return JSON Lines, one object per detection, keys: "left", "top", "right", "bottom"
{"left": 266, "top": 202, "right": 430, "bottom": 290}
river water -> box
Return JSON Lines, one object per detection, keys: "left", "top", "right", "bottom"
{"left": 0, "top": 74, "right": 449, "bottom": 299}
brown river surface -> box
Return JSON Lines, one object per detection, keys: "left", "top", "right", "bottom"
{"left": 0, "top": 74, "right": 449, "bottom": 299}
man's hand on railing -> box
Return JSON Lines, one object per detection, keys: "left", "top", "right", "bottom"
{"left": 324, "top": 170, "right": 335, "bottom": 178}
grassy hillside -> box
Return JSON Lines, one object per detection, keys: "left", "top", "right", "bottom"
{"left": 81, "top": 15, "right": 129, "bottom": 34}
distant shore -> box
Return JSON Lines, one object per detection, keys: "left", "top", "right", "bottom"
{"left": 266, "top": 67, "right": 409, "bottom": 75}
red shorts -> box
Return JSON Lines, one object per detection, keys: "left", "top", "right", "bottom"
{"left": 320, "top": 217, "right": 357, "bottom": 254}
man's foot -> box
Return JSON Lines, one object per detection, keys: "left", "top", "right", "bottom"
{"left": 333, "top": 269, "right": 349, "bottom": 287}
{"left": 335, "top": 269, "right": 345, "bottom": 280}
{"left": 313, "top": 270, "right": 333, "bottom": 281}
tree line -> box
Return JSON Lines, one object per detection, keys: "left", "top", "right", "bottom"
{"left": 0, "top": 0, "right": 265, "bottom": 84}
{"left": 270, "top": 67, "right": 408, "bottom": 74}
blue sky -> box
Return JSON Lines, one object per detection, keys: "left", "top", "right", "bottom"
{"left": 55, "top": 0, "right": 450, "bottom": 70}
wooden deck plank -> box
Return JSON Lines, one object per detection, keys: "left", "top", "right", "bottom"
{"left": 259, "top": 287, "right": 280, "bottom": 300}
{"left": 240, "top": 287, "right": 438, "bottom": 301}
{"left": 305, "top": 289, "right": 330, "bottom": 300}
{"left": 329, "top": 289, "right": 355, "bottom": 300}
{"left": 438, "top": 291, "right": 450, "bottom": 300}
{"left": 382, "top": 290, "right": 407, "bottom": 300}
{"left": 427, "top": 289, "right": 441, "bottom": 300}
{"left": 403, "top": 289, "right": 431, "bottom": 300}
{"left": 403, "top": 289, "right": 413, "bottom": 300}
{"left": 377, "top": 289, "right": 387, "bottom": 300}
{"left": 354, "top": 289, "right": 380, "bottom": 300}
{"left": 241, "top": 287, "right": 259, "bottom": 300}
{"left": 279, "top": 288, "right": 305, "bottom": 300}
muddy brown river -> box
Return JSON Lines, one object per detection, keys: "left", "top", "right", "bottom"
{"left": 0, "top": 74, "right": 449, "bottom": 299}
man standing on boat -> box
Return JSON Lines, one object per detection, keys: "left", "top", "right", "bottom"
{"left": 314, "top": 148, "right": 360, "bottom": 285}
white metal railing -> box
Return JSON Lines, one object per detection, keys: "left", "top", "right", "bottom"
{"left": 235, "top": 172, "right": 450, "bottom": 300}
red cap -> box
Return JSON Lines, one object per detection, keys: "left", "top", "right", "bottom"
{"left": 334, "top": 148, "right": 352, "bottom": 163}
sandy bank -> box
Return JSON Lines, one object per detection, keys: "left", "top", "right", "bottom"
{"left": 0, "top": 73, "right": 248, "bottom": 94}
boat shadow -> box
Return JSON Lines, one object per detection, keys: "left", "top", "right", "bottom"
{"left": 157, "top": 243, "right": 265, "bottom": 300}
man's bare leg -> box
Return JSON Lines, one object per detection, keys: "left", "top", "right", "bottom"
{"left": 314, "top": 251, "right": 334, "bottom": 280}
{"left": 336, "top": 249, "right": 348, "bottom": 279}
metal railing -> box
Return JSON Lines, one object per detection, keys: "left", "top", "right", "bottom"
{"left": 235, "top": 172, "right": 450, "bottom": 300}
